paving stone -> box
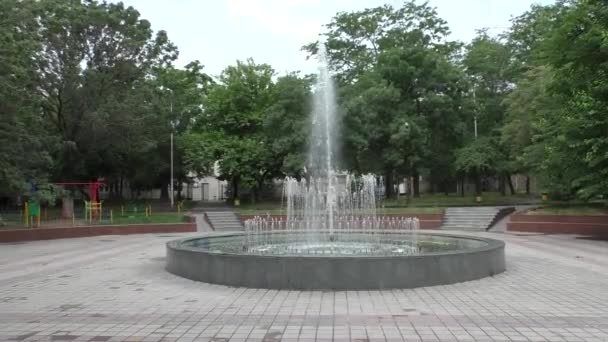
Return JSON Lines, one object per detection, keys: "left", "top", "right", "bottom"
{"left": 0, "top": 232, "right": 607, "bottom": 342}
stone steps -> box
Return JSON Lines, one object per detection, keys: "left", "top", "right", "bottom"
{"left": 205, "top": 211, "right": 244, "bottom": 231}
{"left": 440, "top": 207, "right": 501, "bottom": 231}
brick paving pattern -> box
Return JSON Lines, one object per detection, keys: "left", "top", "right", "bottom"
{"left": 0, "top": 231, "right": 607, "bottom": 341}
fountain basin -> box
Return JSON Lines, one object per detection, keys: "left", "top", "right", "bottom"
{"left": 166, "top": 232, "right": 505, "bottom": 289}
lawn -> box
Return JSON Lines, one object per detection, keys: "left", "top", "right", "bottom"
{"left": 235, "top": 192, "right": 539, "bottom": 215}
{"left": 0, "top": 210, "right": 188, "bottom": 229}
{"left": 526, "top": 206, "right": 608, "bottom": 216}
{"left": 383, "top": 192, "right": 540, "bottom": 207}
{"left": 109, "top": 213, "right": 189, "bottom": 224}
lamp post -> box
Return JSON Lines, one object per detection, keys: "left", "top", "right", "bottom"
{"left": 169, "top": 89, "right": 175, "bottom": 208}
{"left": 161, "top": 86, "right": 175, "bottom": 208}
{"left": 170, "top": 132, "right": 174, "bottom": 208}
{"left": 472, "top": 84, "right": 478, "bottom": 139}
{"left": 472, "top": 83, "right": 482, "bottom": 202}
{"left": 159, "top": 85, "right": 176, "bottom": 207}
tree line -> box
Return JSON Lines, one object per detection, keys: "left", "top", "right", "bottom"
{"left": 1, "top": 0, "right": 606, "bottom": 204}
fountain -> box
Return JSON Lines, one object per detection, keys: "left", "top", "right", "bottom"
{"left": 166, "top": 45, "right": 505, "bottom": 289}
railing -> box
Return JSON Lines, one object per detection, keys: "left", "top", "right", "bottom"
{"left": 0, "top": 204, "right": 187, "bottom": 229}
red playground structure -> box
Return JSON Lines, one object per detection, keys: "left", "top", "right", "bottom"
{"left": 54, "top": 181, "right": 105, "bottom": 221}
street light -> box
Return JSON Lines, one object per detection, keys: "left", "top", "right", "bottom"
{"left": 472, "top": 83, "right": 478, "bottom": 139}
{"left": 161, "top": 86, "right": 175, "bottom": 208}
{"left": 169, "top": 89, "right": 175, "bottom": 208}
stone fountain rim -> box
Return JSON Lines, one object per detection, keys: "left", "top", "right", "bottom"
{"left": 166, "top": 231, "right": 504, "bottom": 259}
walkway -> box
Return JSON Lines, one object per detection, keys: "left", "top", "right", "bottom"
{"left": 0, "top": 231, "right": 607, "bottom": 341}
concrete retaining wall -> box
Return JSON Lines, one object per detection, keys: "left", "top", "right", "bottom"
{"left": 0, "top": 223, "right": 196, "bottom": 243}
{"left": 507, "top": 214, "right": 608, "bottom": 237}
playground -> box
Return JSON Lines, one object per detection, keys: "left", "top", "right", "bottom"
{"left": 1, "top": 182, "right": 188, "bottom": 229}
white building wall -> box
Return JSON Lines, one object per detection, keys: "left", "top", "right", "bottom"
{"left": 189, "top": 176, "right": 228, "bottom": 201}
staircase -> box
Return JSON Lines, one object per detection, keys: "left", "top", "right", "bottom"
{"left": 204, "top": 210, "right": 244, "bottom": 231}
{"left": 440, "top": 207, "right": 502, "bottom": 231}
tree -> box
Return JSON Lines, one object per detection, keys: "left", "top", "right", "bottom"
{"left": 529, "top": 0, "right": 608, "bottom": 200}
{"left": 34, "top": 0, "right": 177, "bottom": 188}
{"left": 0, "top": 0, "right": 53, "bottom": 197}
{"left": 303, "top": 1, "right": 456, "bottom": 84}
{"left": 340, "top": 71, "right": 422, "bottom": 197}
{"left": 307, "top": 1, "right": 467, "bottom": 197}
{"left": 463, "top": 31, "right": 515, "bottom": 195}
{"left": 263, "top": 73, "right": 313, "bottom": 178}
{"left": 507, "top": 2, "right": 565, "bottom": 73}
{"left": 501, "top": 66, "right": 561, "bottom": 194}
{"left": 183, "top": 59, "right": 276, "bottom": 203}
{"left": 143, "top": 62, "right": 213, "bottom": 200}
{"left": 375, "top": 46, "right": 469, "bottom": 196}
{"left": 183, "top": 62, "right": 313, "bottom": 203}
{"left": 455, "top": 137, "right": 501, "bottom": 195}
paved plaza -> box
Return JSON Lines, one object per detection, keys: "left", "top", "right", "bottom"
{"left": 0, "top": 231, "right": 607, "bottom": 342}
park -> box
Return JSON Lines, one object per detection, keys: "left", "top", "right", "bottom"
{"left": 1, "top": 0, "right": 608, "bottom": 341}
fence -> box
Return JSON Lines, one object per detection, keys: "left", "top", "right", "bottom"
{"left": 0, "top": 202, "right": 187, "bottom": 229}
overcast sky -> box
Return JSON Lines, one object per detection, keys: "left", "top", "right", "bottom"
{"left": 114, "top": 0, "right": 555, "bottom": 76}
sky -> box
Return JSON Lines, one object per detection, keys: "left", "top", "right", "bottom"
{"left": 115, "top": 0, "right": 555, "bottom": 76}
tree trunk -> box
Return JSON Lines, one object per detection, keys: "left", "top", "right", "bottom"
{"left": 384, "top": 171, "right": 394, "bottom": 198}
{"left": 460, "top": 177, "right": 465, "bottom": 197}
{"left": 232, "top": 177, "right": 239, "bottom": 202}
{"left": 499, "top": 176, "right": 506, "bottom": 196}
{"left": 413, "top": 172, "right": 420, "bottom": 198}
{"left": 160, "top": 180, "right": 169, "bottom": 200}
{"left": 176, "top": 178, "right": 183, "bottom": 201}
{"left": 396, "top": 175, "right": 400, "bottom": 200}
{"left": 525, "top": 175, "right": 531, "bottom": 195}
{"left": 507, "top": 174, "right": 516, "bottom": 195}
{"left": 474, "top": 174, "right": 482, "bottom": 196}
{"left": 61, "top": 196, "right": 74, "bottom": 219}
{"left": 250, "top": 190, "right": 256, "bottom": 205}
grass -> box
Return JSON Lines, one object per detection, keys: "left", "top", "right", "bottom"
{"left": 383, "top": 192, "right": 540, "bottom": 207}
{"left": 0, "top": 211, "right": 188, "bottom": 229}
{"left": 526, "top": 206, "right": 608, "bottom": 216}
{"left": 110, "top": 213, "right": 188, "bottom": 224}
{"left": 234, "top": 192, "right": 538, "bottom": 215}
{"left": 377, "top": 207, "right": 442, "bottom": 214}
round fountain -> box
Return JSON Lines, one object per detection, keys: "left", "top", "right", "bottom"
{"left": 166, "top": 46, "right": 505, "bottom": 289}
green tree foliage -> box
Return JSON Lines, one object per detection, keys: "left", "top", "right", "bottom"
{"left": 2, "top": 0, "right": 607, "bottom": 207}
{"left": 264, "top": 73, "right": 313, "bottom": 177}
{"left": 507, "top": 2, "right": 565, "bottom": 71}
{"left": 463, "top": 31, "right": 513, "bottom": 134}
{"left": 35, "top": 0, "right": 177, "bottom": 185}
{"left": 182, "top": 60, "right": 312, "bottom": 203}
{"left": 138, "top": 62, "right": 213, "bottom": 199}
{"left": 462, "top": 31, "right": 516, "bottom": 194}
{"left": 455, "top": 137, "right": 501, "bottom": 195}
{"left": 501, "top": 66, "right": 561, "bottom": 193}
{"left": 309, "top": 1, "right": 467, "bottom": 197}
{"left": 530, "top": 0, "right": 608, "bottom": 200}
{"left": 303, "top": 1, "right": 456, "bottom": 84}
{"left": 0, "top": 0, "right": 54, "bottom": 196}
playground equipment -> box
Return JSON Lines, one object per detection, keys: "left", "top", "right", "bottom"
{"left": 23, "top": 201, "right": 41, "bottom": 228}
{"left": 54, "top": 181, "right": 105, "bottom": 220}
{"left": 84, "top": 200, "right": 103, "bottom": 223}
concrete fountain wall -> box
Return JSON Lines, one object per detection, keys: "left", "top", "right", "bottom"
{"left": 166, "top": 233, "right": 505, "bottom": 290}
